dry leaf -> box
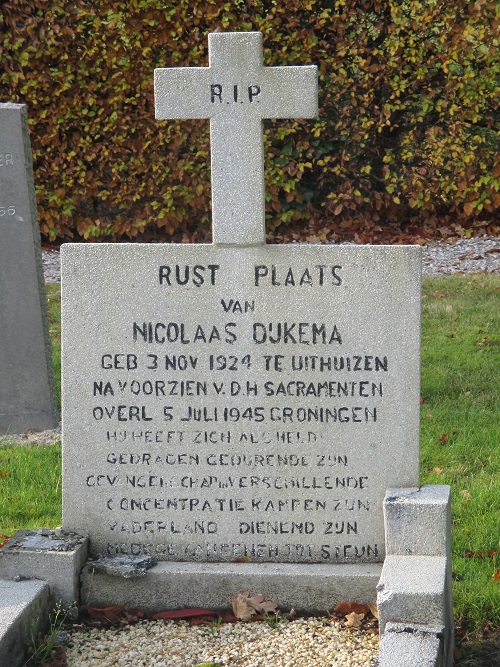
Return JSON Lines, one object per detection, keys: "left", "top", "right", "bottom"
{"left": 344, "top": 611, "right": 365, "bottom": 628}
{"left": 333, "top": 601, "right": 369, "bottom": 616}
{"left": 367, "top": 603, "right": 379, "bottom": 619}
{"left": 460, "top": 490, "right": 472, "bottom": 499}
{"left": 492, "top": 570, "right": 500, "bottom": 582}
{"left": 151, "top": 608, "right": 217, "bottom": 621}
{"left": 433, "top": 467, "right": 443, "bottom": 474}
{"left": 445, "top": 304, "right": 453, "bottom": 313}
{"left": 86, "top": 604, "right": 126, "bottom": 622}
{"left": 231, "top": 592, "right": 278, "bottom": 621}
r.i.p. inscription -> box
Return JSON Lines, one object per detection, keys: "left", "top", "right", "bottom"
{"left": 62, "top": 33, "right": 421, "bottom": 564}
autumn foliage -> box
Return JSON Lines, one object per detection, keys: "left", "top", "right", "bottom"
{"left": 0, "top": 0, "right": 498, "bottom": 243}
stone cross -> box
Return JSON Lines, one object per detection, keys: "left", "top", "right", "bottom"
{"left": 154, "top": 32, "right": 318, "bottom": 245}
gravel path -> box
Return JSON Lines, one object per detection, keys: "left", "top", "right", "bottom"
{"left": 41, "top": 235, "right": 500, "bottom": 283}
{"left": 64, "top": 616, "right": 379, "bottom": 667}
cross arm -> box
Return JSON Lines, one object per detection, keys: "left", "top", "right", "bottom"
{"left": 260, "top": 66, "right": 318, "bottom": 119}
{"left": 154, "top": 67, "right": 213, "bottom": 120}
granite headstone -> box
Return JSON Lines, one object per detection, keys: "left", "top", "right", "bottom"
{"left": 0, "top": 103, "right": 58, "bottom": 434}
{"left": 62, "top": 33, "right": 421, "bottom": 566}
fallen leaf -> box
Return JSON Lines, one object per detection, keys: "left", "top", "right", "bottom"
{"left": 492, "top": 570, "right": 500, "bottom": 582}
{"left": 151, "top": 608, "right": 218, "bottom": 621}
{"left": 420, "top": 396, "right": 425, "bottom": 404}
{"left": 367, "top": 603, "right": 379, "bottom": 619}
{"left": 433, "top": 290, "right": 447, "bottom": 299}
{"left": 463, "top": 549, "right": 499, "bottom": 559}
{"left": 344, "top": 611, "right": 365, "bottom": 628}
{"left": 433, "top": 467, "right": 443, "bottom": 474}
{"left": 189, "top": 616, "right": 219, "bottom": 626}
{"left": 485, "top": 248, "right": 500, "bottom": 254}
{"left": 231, "top": 592, "right": 278, "bottom": 621}
{"left": 445, "top": 304, "right": 453, "bottom": 313}
{"left": 333, "top": 601, "right": 369, "bottom": 616}
{"left": 438, "top": 431, "right": 457, "bottom": 443}
{"left": 86, "top": 604, "right": 127, "bottom": 623}
{"left": 460, "top": 490, "right": 472, "bottom": 499}
{"left": 233, "top": 556, "right": 251, "bottom": 563}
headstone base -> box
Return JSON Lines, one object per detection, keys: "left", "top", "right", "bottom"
{"left": 80, "top": 561, "right": 382, "bottom": 614}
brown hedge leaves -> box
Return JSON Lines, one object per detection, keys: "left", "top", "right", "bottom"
{"left": 1, "top": 0, "right": 498, "bottom": 242}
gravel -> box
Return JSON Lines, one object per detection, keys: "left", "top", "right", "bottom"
{"left": 64, "top": 617, "right": 380, "bottom": 667}
{"left": 41, "top": 235, "right": 500, "bottom": 283}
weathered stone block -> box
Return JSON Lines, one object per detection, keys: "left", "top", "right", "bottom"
{"left": 384, "top": 486, "right": 451, "bottom": 557}
{"left": 0, "top": 530, "right": 88, "bottom": 608}
{"left": 0, "top": 578, "right": 50, "bottom": 667}
{"left": 378, "top": 623, "right": 444, "bottom": 667}
{"left": 377, "top": 555, "right": 448, "bottom": 632}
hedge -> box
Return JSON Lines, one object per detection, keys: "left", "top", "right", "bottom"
{"left": 1, "top": 0, "right": 499, "bottom": 242}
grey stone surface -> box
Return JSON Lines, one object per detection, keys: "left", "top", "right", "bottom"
{"left": 0, "top": 102, "right": 58, "bottom": 434}
{"left": 382, "top": 487, "right": 454, "bottom": 665}
{"left": 378, "top": 623, "right": 444, "bottom": 667}
{"left": 80, "top": 561, "right": 382, "bottom": 614}
{"left": 0, "top": 578, "right": 50, "bottom": 667}
{"left": 88, "top": 555, "right": 157, "bottom": 578}
{"left": 377, "top": 555, "right": 448, "bottom": 632}
{"left": 155, "top": 32, "right": 317, "bottom": 245}
{"left": 62, "top": 243, "right": 421, "bottom": 563}
{"left": 384, "top": 486, "right": 451, "bottom": 557}
{"left": 0, "top": 530, "right": 88, "bottom": 608}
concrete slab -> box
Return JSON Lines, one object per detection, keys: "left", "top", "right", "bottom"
{"left": 384, "top": 486, "right": 451, "bottom": 557}
{"left": 378, "top": 623, "right": 444, "bottom": 667}
{"left": 81, "top": 561, "right": 382, "bottom": 614}
{"left": 0, "top": 530, "right": 88, "bottom": 608}
{"left": 377, "top": 555, "right": 447, "bottom": 632}
{"left": 0, "top": 578, "right": 50, "bottom": 667}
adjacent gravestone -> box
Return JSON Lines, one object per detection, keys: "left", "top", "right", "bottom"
{"left": 0, "top": 103, "right": 58, "bottom": 434}
{"left": 62, "top": 33, "right": 420, "bottom": 566}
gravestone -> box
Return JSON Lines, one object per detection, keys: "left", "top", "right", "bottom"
{"left": 62, "top": 33, "right": 420, "bottom": 565}
{"left": 0, "top": 103, "right": 58, "bottom": 434}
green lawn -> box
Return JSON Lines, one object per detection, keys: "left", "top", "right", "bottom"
{"left": 0, "top": 276, "right": 498, "bottom": 660}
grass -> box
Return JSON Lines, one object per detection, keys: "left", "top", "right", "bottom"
{"left": 0, "top": 276, "right": 498, "bottom": 662}
{"left": 419, "top": 275, "right": 500, "bottom": 636}
{"left": 46, "top": 284, "right": 61, "bottom": 412}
